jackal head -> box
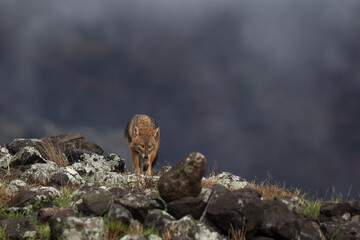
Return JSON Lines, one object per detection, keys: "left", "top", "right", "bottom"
{"left": 131, "top": 127, "right": 160, "bottom": 162}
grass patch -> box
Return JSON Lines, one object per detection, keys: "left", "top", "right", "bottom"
{"left": 251, "top": 177, "right": 301, "bottom": 199}
{"left": 56, "top": 186, "right": 76, "bottom": 207}
{"left": 228, "top": 222, "right": 246, "bottom": 240}
{"left": 297, "top": 199, "right": 323, "bottom": 218}
{"left": 37, "top": 138, "right": 68, "bottom": 167}
{"left": 104, "top": 218, "right": 155, "bottom": 240}
{"left": 0, "top": 176, "right": 13, "bottom": 207}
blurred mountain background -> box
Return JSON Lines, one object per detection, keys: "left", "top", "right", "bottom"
{"left": 0, "top": 0, "right": 359, "bottom": 198}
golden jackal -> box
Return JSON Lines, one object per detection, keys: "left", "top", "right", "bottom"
{"left": 125, "top": 114, "right": 160, "bottom": 175}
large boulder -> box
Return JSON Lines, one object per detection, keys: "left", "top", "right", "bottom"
{"left": 158, "top": 152, "right": 206, "bottom": 202}
{"left": 77, "top": 192, "right": 114, "bottom": 216}
{"left": 167, "top": 196, "right": 207, "bottom": 220}
{"left": 0, "top": 146, "right": 14, "bottom": 169}
{"left": 206, "top": 184, "right": 264, "bottom": 237}
{"left": 261, "top": 197, "right": 301, "bottom": 239}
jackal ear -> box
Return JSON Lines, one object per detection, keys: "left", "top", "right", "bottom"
{"left": 152, "top": 128, "right": 160, "bottom": 139}
{"left": 134, "top": 126, "right": 139, "bottom": 136}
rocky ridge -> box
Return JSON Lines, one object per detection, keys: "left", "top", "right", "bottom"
{"left": 0, "top": 134, "right": 359, "bottom": 240}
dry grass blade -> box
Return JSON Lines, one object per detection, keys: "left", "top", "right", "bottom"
{"left": 251, "top": 178, "right": 301, "bottom": 199}
{"left": 0, "top": 176, "right": 13, "bottom": 206}
{"left": 37, "top": 138, "right": 68, "bottom": 167}
{"left": 228, "top": 222, "right": 247, "bottom": 240}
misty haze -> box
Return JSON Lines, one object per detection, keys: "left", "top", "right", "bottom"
{"left": 0, "top": 0, "right": 359, "bottom": 198}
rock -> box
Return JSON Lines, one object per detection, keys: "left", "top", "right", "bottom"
{"left": 71, "top": 152, "right": 126, "bottom": 181}
{"left": 6, "top": 179, "right": 27, "bottom": 193}
{"left": 216, "top": 171, "right": 248, "bottom": 190}
{"left": 105, "top": 153, "right": 126, "bottom": 173}
{"left": 38, "top": 207, "right": 77, "bottom": 223}
{"left": 109, "top": 187, "right": 127, "bottom": 198}
{"left": 29, "top": 186, "right": 61, "bottom": 199}
{"left": 20, "top": 161, "right": 58, "bottom": 185}
{"left": 120, "top": 234, "right": 148, "bottom": 240}
{"left": 103, "top": 172, "right": 159, "bottom": 190}
{"left": 143, "top": 209, "right": 175, "bottom": 231}
{"left": 108, "top": 203, "right": 133, "bottom": 225}
{"left": 167, "top": 196, "right": 206, "bottom": 220}
{"left": 164, "top": 215, "right": 226, "bottom": 240}
{"left": 115, "top": 189, "right": 164, "bottom": 222}
{"left": 77, "top": 192, "right": 114, "bottom": 216}
{"left": 0, "top": 146, "right": 14, "bottom": 169}
{"left": 64, "top": 149, "right": 92, "bottom": 164}
{"left": 279, "top": 196, "right": 306, "bottom": 213}
{"left": 43, "top": 133, "right": 104, "bottom": 155}
{"left": 50, "top": 166, "right": 84, "bottom": 186}
{"left": 50, "top": 216, "right": 105, "bottom": 240}
{"left": 0, "top": 216, "right": 37, "bottom": 239}
{"left": 297, "top": 215, "right": 326, "bottom": 240}
{"left": 261, "top": 197, "right": 300, "bottom": 239}
{"left": 320, "top": 202, "right": 355, "bottom": 218}
{"left": 321, "top": 220, "right": 360, "bottom": 240}
{"left": 9, "top": 189, "right": 54, "bottom": 209}
{"left": 152, "top": 166, "right": 172, "bottom": 177}
{"left": 158, "top": 152, "right": 206, "bottom": 202}
{"left": 6, "top": 138, "right": 41, "bottom": 155}
{"left": 11, "top": 146, "right": 47, "bottom": 167}
{"left": 206, "top": 184, "right": 263, "bottom": 237}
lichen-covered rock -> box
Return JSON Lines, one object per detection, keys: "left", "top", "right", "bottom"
{"left": 119, "top": 234, "right": 149, "bottom": 240}
{"left": 9, "top": 189, "right": 55, "bottom": 210}
{"left": 50, "top": 166, "right": 84, "bottom": 186}
{"left": 103, "top": 172, "right": 159, "bottom": 190}
{"left": 29, "top": 186, "right": 61, "bottom": 199}
{"left": 0, "top": 146, "right": 14, "bottom": 169}
{"left": 77, "top": 192, "right": 114, "bottom": 216}
{"left": 115, "top": 189, "right": 164, "bottom": 222}
{"left": 321, "top": 220, "right": 360, "bottom": 240}
{"left": 164, "top": 215, "right": 226, "bottom": 240}
{"left": 71, "top": 152, "right": 125, "bottom": 182}
{"left": 206, "top": 184, "right": 264, "bottom": 237}
{"left": 108, "top": 203, "right": 133, "bottom": 224}
{"left": 215, "top": 171, "right": 248, "bottom": 190}
{"left": 143, "top": 209, "right": 175, "bottom": 232}
{"left": 50, "top": 216, "right": 105, "bottom": 240}
{"left": 6, "top": 138, "right": 41, "bottom": 155}
{"left": 0, "top": 216, "right": 37, "bottom": 239}
{"left": 20, "top": 161, "right": 59, "bottom": 185}
{"left": 279, "top": 196, "right": 306, "bottom": 213}
{"left": 158, "top": 152, "right": 206, "bottom": 202}
{"left": 6, "top": 179, "right": 27, "bottom": 193}
{"left": 11, "top": 146, "right": 47, "bottom": 167}
{"left": 105, "top": 153, "right": 126, "bottom": 173}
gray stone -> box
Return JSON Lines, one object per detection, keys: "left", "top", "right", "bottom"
{"left": 297, "top": 215, "right": 326, "bottom": 240}
{"left": 77, "top": 192, "right": 114, "bottom": 216}
{"left": 103, "top": 172, "right": 159, "bottom": 190}
{"left": 158, "top": 152, "right": 206, "bottom": 202}
{"left": 11, "top": 146, "right": 47, "bottom": 166}
{"left": 206, "top": 184, "right": 263, "bottom": 237}
{"left": 108, "top": 203, "right": 133, "bottom": 225}
{"left": 38, "top": 207, "right": 77, "bottom": 223}
{"left": 120, "top": 234, "right": 148, "bottom": 240}
{"left": 0, "top": 146, "right": 14, "bottom": 169}
{"left": 6, "top": 179, "right": 27, "bottom": 193}
{"left": 20, "top": 161, "right": 58, "bottom": 185}
{"left": 143, "top": 209, "right": 175, "bottom": 231}
{"left": 115, "top": 189, "right": 164, "bottom": 222}
{"left": 216, "top": 171, "right": 248, "bottom": 190}
{"left": 167, "top": 196, "right": 206, "bottom": 220}
{"left": 261, "top": 197, "right": 301, "bottom": 240}
{"left": 50, "top": 166, "right": 84, "bottom": 186}
{"left": 9, "top": 189, "right": 55, "bottom": 210}
{"left": 164, "top": 215, "right": 226, "bottom": 240}
{"left": 50, "top": 216, "right": 105, "bottom": 240}
{"left": 6, "top": 138, "right": 41, "bottom": 155}
{"left": 0, "top": 216, "right": 37, "bottom": 239}
{"left": 320, "top": 202, "right": 354, "bottom": 218}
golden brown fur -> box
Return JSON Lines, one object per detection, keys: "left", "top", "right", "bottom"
{"left": 125, "top": 114, "right": 160, "bottom": 175}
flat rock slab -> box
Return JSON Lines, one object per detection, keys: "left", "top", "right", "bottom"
{"left": 158, "top": 152, "right": 205, "bottom": 202}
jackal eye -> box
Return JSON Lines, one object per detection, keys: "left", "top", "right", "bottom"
{"left": 140, "top": 144, "right": 145, "bottom": 148}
